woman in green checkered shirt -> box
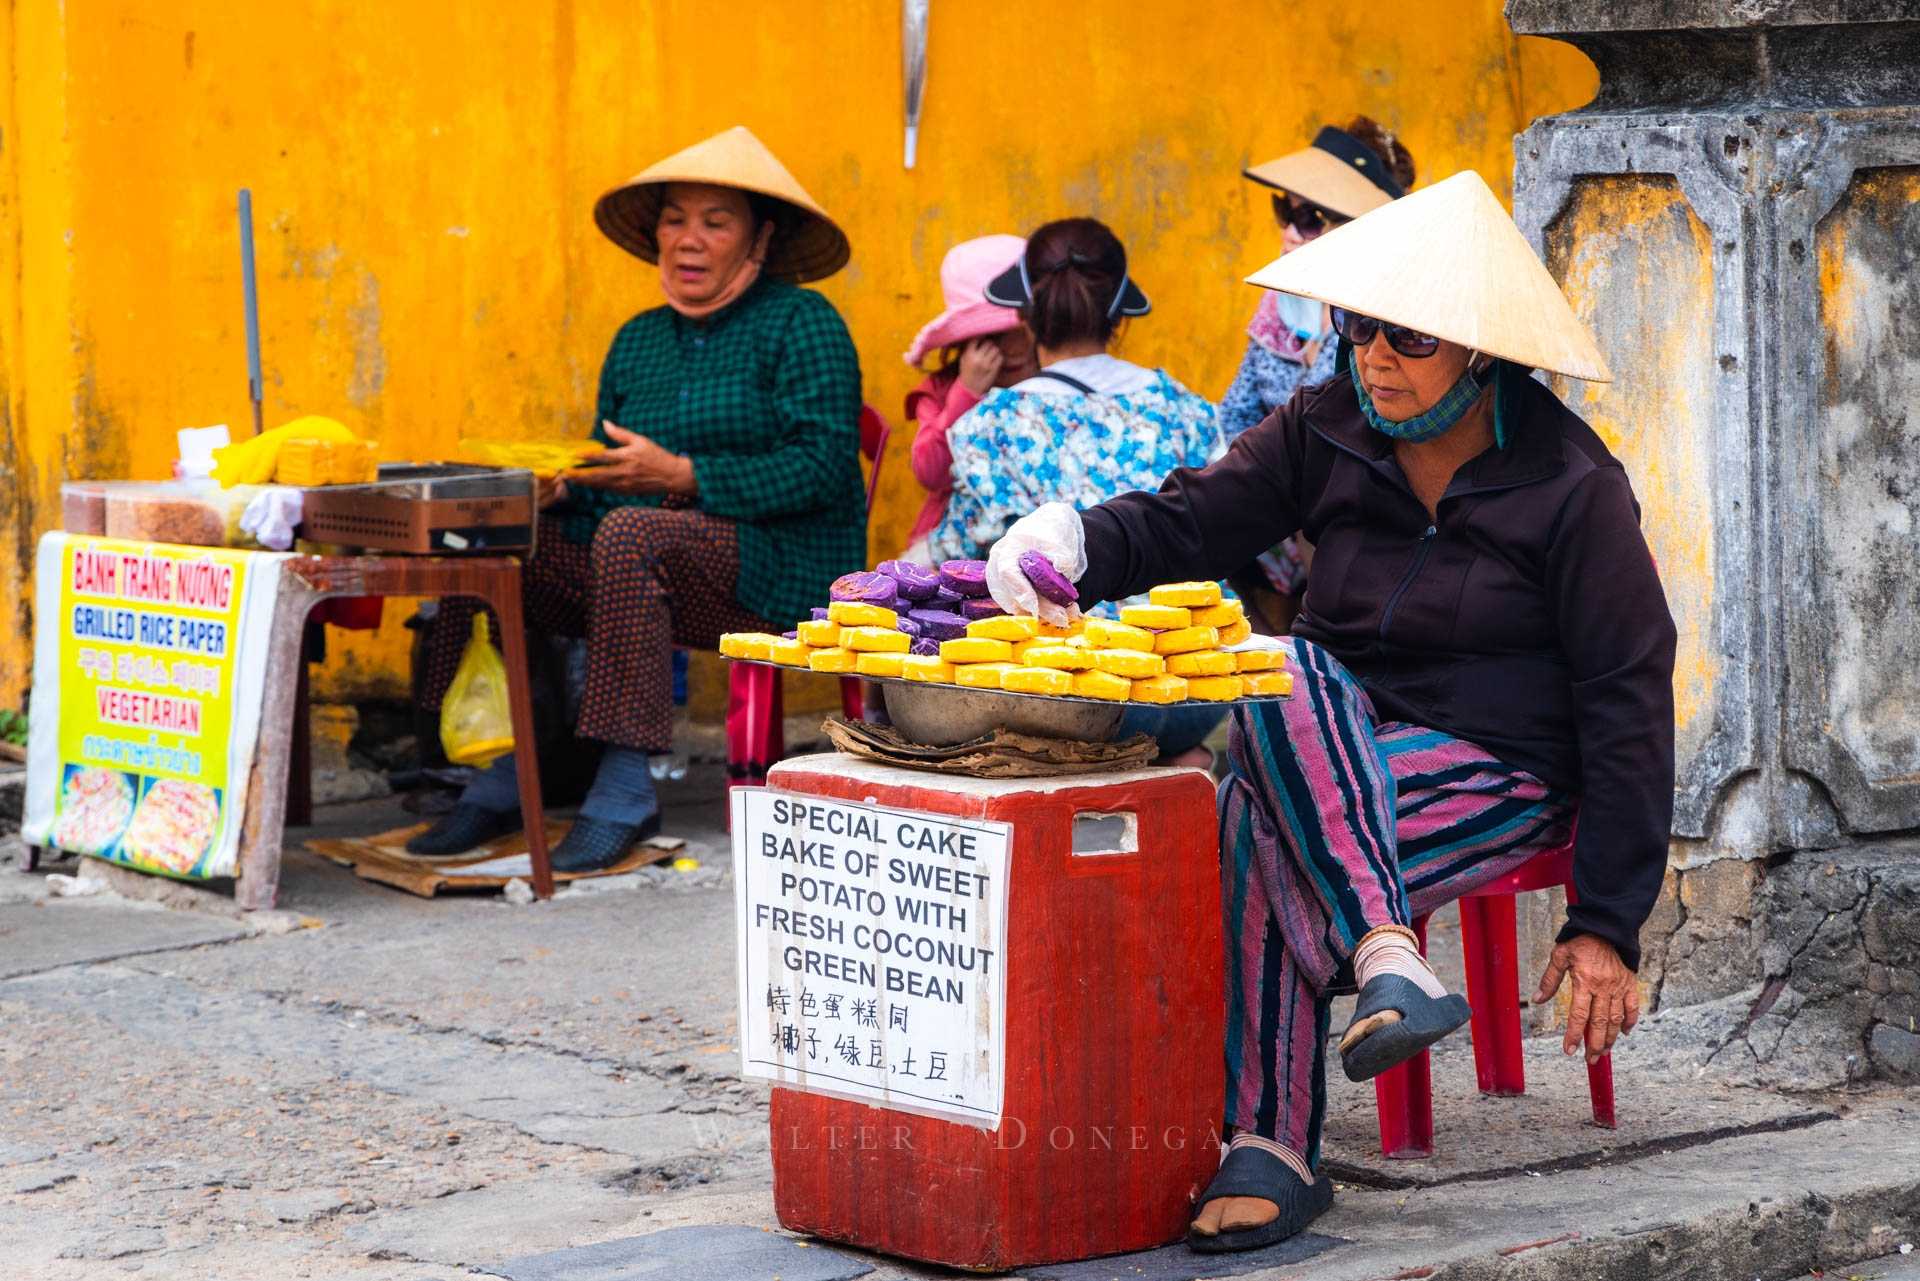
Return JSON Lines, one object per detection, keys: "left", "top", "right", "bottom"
{"left": 412, "top": 127, "right": 866, "bottom": 871}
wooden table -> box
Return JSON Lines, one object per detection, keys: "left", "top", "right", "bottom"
{"left": 234, "top": 553, "right": 552, "bottom": 908}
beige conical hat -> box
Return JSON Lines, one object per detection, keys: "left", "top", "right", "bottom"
{"left": 1246, "top": 169, "right": 1611, "bottom": 382}
{"left": 594, "top": 126, "right": 850, "bottom": 283}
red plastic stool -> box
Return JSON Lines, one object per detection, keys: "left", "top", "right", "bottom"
{"left": 1371, "top": 844, "right": 1616, "bottom": 1158}
{"left": 724, "top": 662, "right": 862, "bottom": 793}
{"left": 722, "top": 401, "right": 888, "bottom": 799}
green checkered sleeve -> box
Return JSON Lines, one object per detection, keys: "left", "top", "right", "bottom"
{"left": 688, "top": 291, "right": 863, "bottom": 522}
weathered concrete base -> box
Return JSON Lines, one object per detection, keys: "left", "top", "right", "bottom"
{"left": 1516, "top": 843, "right": 1920, "bottom": 1091}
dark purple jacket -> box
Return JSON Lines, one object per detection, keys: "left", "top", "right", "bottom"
{"left": 1076, "top": 373, "right": 1677, "bottom": 969}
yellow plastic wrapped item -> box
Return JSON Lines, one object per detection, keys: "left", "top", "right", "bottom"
{"left": 457, "top": 438, "right": 606, "bottom": 477}
{"left": 439, "top": 615, "right": 515, "bottom": 767}
{"left": 212, "top": 415, "right": 362, "bottom": 487}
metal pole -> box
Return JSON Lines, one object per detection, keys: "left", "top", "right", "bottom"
{"left": 238, "top": 189, "right": 264, "bottom": 436}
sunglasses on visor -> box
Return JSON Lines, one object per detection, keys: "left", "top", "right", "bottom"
{"left": 1330, "top": 307, "right": 1441, "bottom": 359}
{"left": 1273, "top": 194, "right": 1344, "bottom": 236}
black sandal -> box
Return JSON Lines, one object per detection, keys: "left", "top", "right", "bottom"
{"left": 1186, "top": 1143, "right": 1334, "bottom": 1254}
{"left": 1338, "top": 973, "right": 1472, "bottom": 1082}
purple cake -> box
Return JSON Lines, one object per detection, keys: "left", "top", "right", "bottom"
{"left": 938, "top": 559, "right": 990, "bottom": 598}
{"left": 1017, "top": 550, "right": 1079, "bottom": 606}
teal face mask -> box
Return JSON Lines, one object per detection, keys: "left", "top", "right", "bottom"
{"left": 1345, "top": 343, "right": 1518, "bottom": 448}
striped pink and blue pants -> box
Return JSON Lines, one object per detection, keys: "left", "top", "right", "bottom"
{"left": 1220, "top": 639, "right": 1575, "bottom": 1164}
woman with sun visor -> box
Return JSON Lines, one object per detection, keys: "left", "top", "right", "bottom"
{"left": 1220, "top": 116, "right": 1417, "bottom": 442}
{"left": 983, "top": 172, "right": 1677, "bottom": 1253}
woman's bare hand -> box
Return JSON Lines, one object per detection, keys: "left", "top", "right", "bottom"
{"left": 958, "top": 337, "right": 1004, "bottom": 396}
{"left": 565, "top": 421, "right": 696, "bottom": 496}
{"left": 534, "top": 475, "right": 569, "bottom": 510}
{"left": 1532, "top": 933, "right": 1639, "bottom": 1065}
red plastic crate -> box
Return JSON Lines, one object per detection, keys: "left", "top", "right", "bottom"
{"left": 762, "top": 755, "right": 1224, "bottom": 1271}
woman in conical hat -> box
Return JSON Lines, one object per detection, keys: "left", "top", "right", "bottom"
{"left": 413, "top": 126, "right": 866, "bottom": 872}
{"left": 984, "top": 171, "right": 1676, "bottom": 1252}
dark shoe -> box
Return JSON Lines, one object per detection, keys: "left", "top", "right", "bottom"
{"left": 404, "top": 804, "right": 521, "bottom": 857}
{"left": 1187, "top": 1144, "right": 1334, "bottom": 1253}
{"left": 1337, "top": 973, "right": 1472, "bottom": 1082}
{"left": 549, "top": 811, "right": 663, "bottom": 874}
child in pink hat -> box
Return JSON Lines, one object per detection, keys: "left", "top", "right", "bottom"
{"left": 901, "top": 235, "right": 1036, "bottom": 551}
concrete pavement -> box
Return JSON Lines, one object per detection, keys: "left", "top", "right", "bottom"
{"left": 2, "top": 760, "right": 1916, "bottom": 1280}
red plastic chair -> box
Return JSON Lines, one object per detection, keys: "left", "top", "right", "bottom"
{"left": 725, "top": 405, "right": 889, "bottom": 794}
{"left": 1372, "top": 840, "right": 1617, "bottom": 1158}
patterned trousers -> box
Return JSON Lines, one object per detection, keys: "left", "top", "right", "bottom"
{"left": 420, "top": 508, "right": 776, "bottom": 754}
{"left": 1219, "top": 639, "right": 1575, "bottom": 1164}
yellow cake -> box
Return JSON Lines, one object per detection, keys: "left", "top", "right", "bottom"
{"left": 1084, "top": 619, "right": 1156, "bottom": 652}
{"left": 1120, "top": 603, "right": 1191, "bottom": 631}
{"left": 797, "top": 619, "right": 844, "bottom": 647}
{"left": 718, "top": 632, "right": 781, "bottom": 660}
{"left": 940, "top": 637, "right": 1014, "bottom": 664}
{"left": 1243, "top": 671, "right": 1294, "bottom": 696}
{"left": 1002, "top": 665, "right": 1074, "bottom": 695}
{"left": 765, "top": 639, "right": 811, "bottom": 666}
{"left": 1072, "top": 670, "right": 1132, "bottom": 701}
{"left": 1130, "top": 674, "right": 1191, "bottom": 704}
{"left": 1190, "top": 600, "right": 1246, "bottom": 629}
{"left": 855, "top": 652, "right": 906, "bottom": 678}
{"left": 845, "top": 626, "right": 911, "bottom": 653}
{"left": 1217, "top": 619, "right": 1253, "bottom": 646}
{"left": 806, "top": 646, "right": 857, "bottom": 673}
{"left": 827, "top": 601, "right": 898, "bottom": 628}
{"left": 1186, "top": 675, "right": 1245, "bottom": 701}
{"left": 901, "top": 655, "right": 956, "bottom": 683}
{"left": 954, "top": 661, "right": 1019, "bottom": 689}
{"left": 1235, "top": 647, "right": 1286, "bottom": 672}
{"left": 1022, "top": 644, "right": 1097, "bottom": 671}
{"left": 1149, "top": 581, "right": 1222, "bottom": 608}
{"left": 1092, "top": 648, "right": 1165, "bottom": 679}
{"left": 967, "top": 615, "right": 1041, "bottom": 642}
{"left": 1153, "top": 625, "right": 1220, "bottom": 655}
{"left": 1166, "top": 650, "right": 1236, "bottom": 677}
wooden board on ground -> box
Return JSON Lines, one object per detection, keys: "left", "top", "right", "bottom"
{"left": 305, "top": 819, "right": 680, "bottom": 897}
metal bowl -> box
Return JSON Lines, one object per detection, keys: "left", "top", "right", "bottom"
{"left": 877, "top": 680, "right": 1127, "bottom": 746}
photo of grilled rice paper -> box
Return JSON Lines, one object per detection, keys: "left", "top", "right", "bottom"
{"left": 49, "top": 766, "right": 136, "bottom": 856}
{"left": 121, "top": 778, "right": 221, "bottom": 875}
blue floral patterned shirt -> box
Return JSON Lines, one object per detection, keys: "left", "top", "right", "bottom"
{"left": 929, "top": 355, "right": 1223, "bottom": 613}
{"left": 1218, "top": 334, "right": 1342, "bottom": 441}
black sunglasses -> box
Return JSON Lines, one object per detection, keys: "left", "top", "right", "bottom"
{"left": 1271, "top": 193, "right": 1344, "bottom": 237}
{"left": 1330, "top": 307, "right": 1441, "bottom": 359}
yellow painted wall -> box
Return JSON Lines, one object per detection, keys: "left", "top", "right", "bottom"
{"left": 0, "top": 1, "right": 1596, "bottom": 705}
{"left": 1545, "top": 177, "right": 1719, "bottom": 771}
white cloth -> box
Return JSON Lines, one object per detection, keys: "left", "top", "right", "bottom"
{"left": 984, "top": 501, "right": 1086, "bottom": 627}
{"left": 1007, "top": 353, "right": 1158, "bottom": 397}
{"left": 239, "top": 486, "right": 304, "bottom": 551}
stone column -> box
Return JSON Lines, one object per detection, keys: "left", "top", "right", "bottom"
{"left": 1508, "top": 2, "right": 1920, "bottom": 1080}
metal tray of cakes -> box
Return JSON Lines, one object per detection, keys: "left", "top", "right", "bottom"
{"left": 733, "top": 659, "right": 1290, "bottom": 746}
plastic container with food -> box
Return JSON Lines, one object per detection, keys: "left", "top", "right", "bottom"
{"left": 96, "top": 480, "right": 265, "bottom": 549}
{"left": 60, "top": 482, "right": 110, "bottom": 535}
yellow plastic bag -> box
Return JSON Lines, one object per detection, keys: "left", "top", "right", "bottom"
{"left": 211, "top": 415, "right": 362, "bottom": 487}
{"left": 439, "top": 615, "right": 515, "bottom": 767}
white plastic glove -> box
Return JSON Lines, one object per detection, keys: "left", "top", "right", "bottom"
{"left": 984, "top": 502, "right": 1087, "bottom": 627}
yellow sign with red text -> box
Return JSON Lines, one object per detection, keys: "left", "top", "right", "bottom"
{"left": 24, "top": 535, "right": 286, "bottom": 879}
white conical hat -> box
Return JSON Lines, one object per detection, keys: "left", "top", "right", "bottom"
{"left": 1246, "top": 170, "right": 1611, "bottom": 382}
{"left": 594, "top": 126, "right": 849, "bottom": 282}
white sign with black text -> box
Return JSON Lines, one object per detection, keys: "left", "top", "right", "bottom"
{"left": 733, "top": 787, "right": 1011, "bottom": 1128}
